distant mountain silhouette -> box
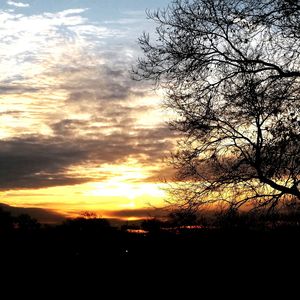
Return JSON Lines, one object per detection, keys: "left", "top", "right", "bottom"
{"left": 0, "top": 203, "right": 66, "bottom": 224}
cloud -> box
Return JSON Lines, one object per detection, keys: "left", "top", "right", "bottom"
{"left": 0, "top": 6, "right": 176, "bottom": 191}
{"left": 62, "top": 65, "right": 147, "bottom": 103}
{"left": 0, "top": 84, "right": 40, "bottom": 94}
{"left": 0, "top": 203, "right": 65, "bottom": 224}
{"left": 0, "top": 137, "right": 90, "bottom": 190}
{"left": 7, "top": 1, "right": 29, "bottom": 8}
{"left": 0, "top": 123, "right": 175, "bottom": 190}
{"left": 0, "top": 8, "right": 118, "bottom": 84}
{"left": 0, "top": 202, "right": 168, "bottom": 224}
{"left": 104, "top": 208, "right": 167, "bottom": 219}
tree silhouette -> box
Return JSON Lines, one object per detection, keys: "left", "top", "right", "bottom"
{"left": 15, "top": 214, "right": 40, "bottom": 232}
{"left": 135, "top": 0, "right": 300, "bottom": 211}
{"left": 168, "top": 210, "right": 199, "bottom": 227}
{"left": 141, "top": 218, "right": 163, "bottom": 233}
{"left": 0, "top": 207, "right": 14, "bottom": 234}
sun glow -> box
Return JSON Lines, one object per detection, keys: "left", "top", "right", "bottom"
{"left": 0, "top": 3, "right": 173, "bottom": 222}
{"left": 1, "top": 161, "right": 167, "bottom": 219}
{"left": 84, "top": 162, "right": 166, "bottom": 207}
{"left": 87, "top": 181, "right": 165, "bottom": 200}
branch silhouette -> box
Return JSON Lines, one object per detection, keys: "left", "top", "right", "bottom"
{"left": 134, "top": 0, "right": 300, "bottom": 211}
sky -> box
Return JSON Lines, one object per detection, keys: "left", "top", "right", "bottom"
{"left": 0, "top": 0, "right": 175, "bottom": 221}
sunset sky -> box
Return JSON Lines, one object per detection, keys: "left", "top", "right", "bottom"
{"left": 0, "top": 0, "right": 175, "bottom": 221}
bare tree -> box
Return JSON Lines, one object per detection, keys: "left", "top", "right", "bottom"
{"left": 134, "top": 0, "right": 300, "bottom": 211}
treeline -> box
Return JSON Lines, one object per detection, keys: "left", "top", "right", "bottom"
{"left": 1, "top": 206, "right": 300, "bottom": 277}
{"left": 1, "top": 206, "right": 300, "bottom": 236}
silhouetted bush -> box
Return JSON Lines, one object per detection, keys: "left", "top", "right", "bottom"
{"left": 15, "top": 214, "right": 40, "bottom": 232}
{"left": 0, "top": 208, "right": 14, "bottom": 234}
{"left": 168, "top": 210, "right": 202, "bottom": 227}
{"left": 141, "top": 218, "right": 163, "bottom": 233}
{"left": 214, "top": 208, "right": 258, "bottom": 230}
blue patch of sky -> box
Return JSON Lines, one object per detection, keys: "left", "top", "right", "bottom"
{"left": 2, "top": 0, "right": 172, "bottom": 50}
{"left": 3, "top": 0, "right": 172, "bottom": 22}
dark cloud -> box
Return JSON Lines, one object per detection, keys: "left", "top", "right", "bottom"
{"left": 105, "top": 207, "right": 167, "bottom": 219}
{"left": 67, "top": 90, "right": 95, "bottom": 102}
{"left": 0, "top": 137, "right": 91, "bottom": 190}
{"left": 50, "top": 104, "right": 147, "bottom": 136}
{"left": 0, "top": 124, "right": 175, "bottom": 190}
{"left": 0, "top": 85, "right": 40, "bottom": 94}
{"left": 51, "top": 119, "right": 90, "bottom": 136}
{"left": 0, "top": 203, "right": 66, "bottom": 224}
{"left": 50, "top": 119, "right": 176, "bottom": 163}
{"left": 0, "top": 204, "right": 168, "bottom": 224}
{"left": 61, "top": 60, "right": 149, "bottom": 105}
{"left": 0, "top": 110, "right": 23, "bottom": 117}
{"left": 143, "top": 166, "right": 176, "bottom": 183}
{"left": 85, "top": 125, "right": 175, "bottom": 165}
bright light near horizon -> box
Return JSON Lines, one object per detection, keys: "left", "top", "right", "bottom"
{"left": 86, "top": 181, "right": 165, "bottom": 199}
{"left": 1, "top": 160, "right": 167, "bottom": 218}
{"left": 0, "top": 2, "right": 173, "bottom": 222}
{"left": 83, "top": 162, "right": 166, "bottom": 205}
{"left": 1, "top": 179, "right": 167, "bottom": 217}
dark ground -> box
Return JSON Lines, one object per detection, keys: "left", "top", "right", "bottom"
{"left": 1, "top": 212, "right": 299, "bottom": 295}
{"left": 1, "top": 222, "right": 299, "bottom": 269}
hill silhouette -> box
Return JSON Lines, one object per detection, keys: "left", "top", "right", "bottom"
{"left": 0, "top": 203, "right": 66, "bottom": 224}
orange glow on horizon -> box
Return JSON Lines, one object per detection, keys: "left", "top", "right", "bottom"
{"left": 0, "top": 165, "right": 168, "bottom": 221}
{"left": 0, "top": 5, "right": 175, "bottom": 223}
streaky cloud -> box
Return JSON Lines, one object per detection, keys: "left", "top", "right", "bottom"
{"left": 7, "top": 1, "right": 29, "bottom": 8}
{"left": 0, "top": 203, "right": 66, "bottom": 224}
{"left": 105, "top": 208, "right": 166, "bottom": 219}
